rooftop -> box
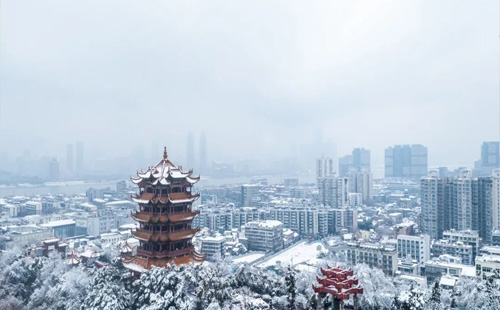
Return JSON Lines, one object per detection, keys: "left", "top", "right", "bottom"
{"left": 41, "top": 219, "right": 76, "bottom": 227}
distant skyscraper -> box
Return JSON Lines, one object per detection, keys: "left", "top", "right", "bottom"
{"left": 186, "top": 132, "right": 196, "bottom": 169}
{"left": 479, "top": 142, "right": 500, "bottom": 176}
{"left": 199, "top": 132, "right": 207, "bottom": 174}
{"left": 66, "top": 143, "right": 74, "bottom": 172}
{"left": 49, "top": 157, "right": 60, "bottom": 180}
{"left": 352, "top": 148, "right": 370, "bottom": 172}
{"left": 76, "top": 141, "right": 84, "bottom": 174}
{"left": 338, "top": 148, "right": 370, "bottom": 177}
{"left": 338, "top": 155, "right": 353, "bottom": 177}
{"left": 385, "top": 144, "right": 427, "bottom": 179}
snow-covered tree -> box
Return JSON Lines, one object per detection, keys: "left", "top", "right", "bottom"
{"left": 284, "top": 265, "right": 297, "bottom": 309}
{"left": 83, "top": 265, "right": 131, "bottom": 310}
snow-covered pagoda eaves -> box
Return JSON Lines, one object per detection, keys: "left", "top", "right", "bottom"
{"left": 122, "top": 147, "right": 205, "bottom": 273}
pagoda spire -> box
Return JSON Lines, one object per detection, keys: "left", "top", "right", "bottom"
{"left": 163, "top": 147, "right": 168, "bottom": 160}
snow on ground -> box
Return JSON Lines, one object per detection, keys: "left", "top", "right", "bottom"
{"left": 256, "top": 240, "right": 326, "bottom": 268}
{"left": 232, "top": 252, "right": 266, "bottom": 264}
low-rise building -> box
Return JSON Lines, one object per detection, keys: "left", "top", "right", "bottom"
{"left": 424, "top": 255, "right": 476, "bottom": 284}
{"left": 41, "top": 219, "right": 76, "bottom": 238}
{"left": 397, "top": 234, "right": 430, "bottom": 263}
{"left": 432, "top": 240, "right": 474, "bottom": 265}
{"left": 344, "top": 242, "right": 398, "bottom": 275}
{"left": 200, "top": 235, "right": 226, "bottom": 261}
{"left": 475, "top": 253, "right": 500, "bottom": 279}
{"left": 242, "top": 220, "right": 283, "bottom": 252}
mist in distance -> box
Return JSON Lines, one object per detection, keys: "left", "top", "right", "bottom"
{"left": 0, "top": 0, "right": 498, "bottom": 179}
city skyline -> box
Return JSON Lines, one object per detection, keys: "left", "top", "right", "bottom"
{"left": 1, "top": 0, "right": 498, "bottom": 171}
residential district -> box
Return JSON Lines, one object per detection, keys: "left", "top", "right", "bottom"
{"left": 1, "top": 142, "right": 500, "bottom": 308}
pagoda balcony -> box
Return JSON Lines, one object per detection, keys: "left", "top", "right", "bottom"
{"left": 131, "top": 210, "right": 200, "bottom": 223}
{"left": 132, "top": 192, "right": 200, "bottom": 205}
{"left": 137, "top": 246, "right": 194, "bottom": 259}
{"left": 132, "top": 228, "right": 201, "bottom": 242}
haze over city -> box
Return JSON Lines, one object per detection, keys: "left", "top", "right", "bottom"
{"left": 1, "top": 0, "right": 499, "bottom": 177}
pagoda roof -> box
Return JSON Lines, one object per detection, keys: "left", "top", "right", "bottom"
{"left": 120, "top": 241, "right": 135, "bottom": 254}
{"left": 131, "top": 228, "right": 200, "bottom": 242}
{"left": 121, "top": 252, "right": 205, "bottom": 272}
{"left": 66, "top": 251, "right": 81, "bottom": 265}
{"left": 131, "top": 147, "right": 200, "bottom": 186}
{"left": 131, "top": 192, "right": 200, "bottom": 205}
{"left": 131, "top": 210, "right": 200, "bottom": 223}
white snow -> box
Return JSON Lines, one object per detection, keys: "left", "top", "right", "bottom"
{"left": 256, "top": 240, "right": 326, "bottom": 268}
{"left": 232, "top": 252, "right": 266, "bottom": 264}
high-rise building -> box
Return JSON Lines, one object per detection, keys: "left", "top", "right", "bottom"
{"left": 479, "top": 141, "right": 500, "bottom": 176}
{"left": 421, "top": 170, "right": 494, "bottom": 242}
{"left": 66, "top": 143, "right": 74, "bottom": 173}
{"left": 186, "top": 132, "right": 196, "bottom": 169}
{"left": 241, "top": 184, "right": 260, "bottom": 207}
{"left": 492, "top": 170, "right": 500, "bottom": 231}
{"left": 348, "top": 171, "right": 373, "bottom": 205}
{"left": 48, "top": 158, "right": 60, "bottom": 180}
{"left": 338, "top": 155, "right": 353, "bottom": 177}
{"left": 420, "top": 170, "right": 440, "bottom": 239}
{"left": 352, "top": 148, "right": 370, "bottom": 172}
{"left": 338, "top": 148, "right": 370, "bottom": 177}
{"left": 76, "top": 141, "right": 84, "bottom": 174}
{"left": 316, "top": 156, "right": 334, "bottom": 180}
{"left": 473, "top": 177, "right": 493, "bottom": 242}
{"left": 385, "top": 144, "right": 428, "bottom": 179}
{"left": 318, "top": 176, "right": 348, "bottom": 207}
{"left": 199, "top": 132, "right": 207, "bottom": 174}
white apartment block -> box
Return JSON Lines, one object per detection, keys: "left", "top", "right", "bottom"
{"left": 345, "top": 242, "right": 398, "bottom": 275}
{"left": 242, "top": 220, "right": 283, "bottom": 252}
{"left": 200, "top": 236, "right": 226, "bottom": 261}
{"left": 397, "top": 234, "right": 430, "bottom": 263}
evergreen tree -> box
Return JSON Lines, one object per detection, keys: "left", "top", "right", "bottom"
{"left": 430, "top": 282, "right": 440, "bottom": 303}
{"left": 390, "top": 295, "right": 401, "bottom": 310}
{"left": 285, "top": 265, "right": 297, "bottom": 309}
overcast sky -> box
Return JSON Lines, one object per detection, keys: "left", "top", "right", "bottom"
{"left": 1, "top": 0, "right": 499, "bottom": 170}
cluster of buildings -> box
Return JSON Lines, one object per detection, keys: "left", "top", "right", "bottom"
{"left": 3, "top": 141, "right": 500, "bottom": 290}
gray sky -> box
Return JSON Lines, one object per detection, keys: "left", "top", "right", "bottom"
{"left": 1, "top": 0, "right": 499, "bottom": 171}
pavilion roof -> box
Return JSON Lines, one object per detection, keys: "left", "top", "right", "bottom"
{"left": 131, "top": 147, "right": 200, "bottom": 186}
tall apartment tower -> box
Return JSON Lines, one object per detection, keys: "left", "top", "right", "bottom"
{"left": 186, "top": 132, "right": 196, "bottom": 169}
{"left": 385, "top": 144, "right": 427, "bottom": 179}
{"left": 66, "top": 143, "right": 74, "bottom": 173}
{"left": 420, "top": 170, "right": 441, "bottom": 240}
{"left": 492, "top": 170, "right": 500, "bottom": 231}
{"left": 421, "top": 169, "right": 495, "bottom": 242}
{"left": 316, "top": 157, "right": 334, "bottom": 179}
{"left": 75, "top": 141, "right": 84, "bottom": 174}
{"left": 318, "top": 176, "right": 348, "bottom": 208}
{"left": 348, "top": 171, "right": 373, "bottom": 205}
{"left": 199, "top": 132, "right": 207, "bottom": 174}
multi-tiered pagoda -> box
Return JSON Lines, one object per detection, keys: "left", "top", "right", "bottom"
{"left": 122, "top": 148, "right": 205, "bottom": 272}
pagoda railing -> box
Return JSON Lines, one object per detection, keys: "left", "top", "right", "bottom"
{"left": 137, "top": 246, "right": 194, "bottom": 258}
